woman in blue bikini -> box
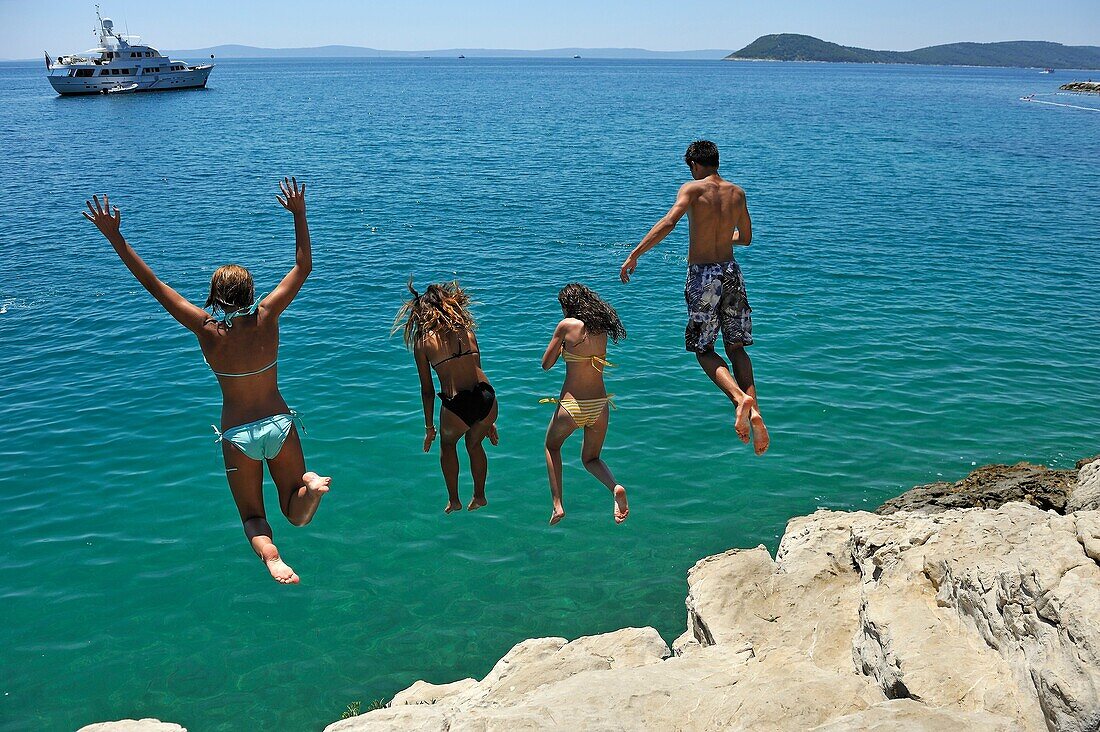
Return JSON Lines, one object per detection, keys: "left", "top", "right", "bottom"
{"left": 395, "top": 281, "right": 498, "bottom": 514}
{"left": 82, "top": 178, "right": 330, "bottom": 585}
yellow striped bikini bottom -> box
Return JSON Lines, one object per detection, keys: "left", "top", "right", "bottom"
{"left": 539, "top": 395, "right": 616, "bottom": 427}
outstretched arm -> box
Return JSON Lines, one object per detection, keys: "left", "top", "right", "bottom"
{"left": 413, "top": 342, "right": 437, "bottom": 453}
{"left": 620, "top": 182, "right": 696, "bottom": 283}
{"left": 541, "top": 320, "right": 569, "bottom": 370}
{"left": 83, "top": 194, "right": 207, "bottom": 333}
{"left": 261, "top": 177, "right": 312, "bottom": 317}
{"left": 732, "top": 191, "right": 752, "bottom": 246}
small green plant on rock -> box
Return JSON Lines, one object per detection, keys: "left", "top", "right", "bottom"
{"left": 340, "top": 701, "right": 361, "bottom": 719}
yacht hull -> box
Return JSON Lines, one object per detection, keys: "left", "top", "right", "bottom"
{"left": 47, "top": 65, "right": 213, "bottom": 96}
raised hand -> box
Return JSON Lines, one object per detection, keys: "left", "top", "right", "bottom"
{"left": 276, "top": 176, "right": 306, "bottom": 216}
{"left": 619, "top": 255, "right": 637, "bottom": 283}
{"left": 82, "top": 194, "right": 122, "bottom": 239}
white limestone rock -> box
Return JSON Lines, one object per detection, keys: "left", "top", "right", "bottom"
{"left": 811, "top": 699, "right": 1022, "bottom": 731}
{"left": 77, "top": 721, "right": 185, "bottom": 732}
{"left": 1068, "top": 458, "right": 1100, "bottom": 513}
{"left": 388, "top": 677, "right": 478, "bottom": 707}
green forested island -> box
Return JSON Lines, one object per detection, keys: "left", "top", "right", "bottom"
{"left": 727, "top": 34, "right": 1100, "bottom": 69}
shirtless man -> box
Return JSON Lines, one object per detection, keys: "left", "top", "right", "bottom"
{"left": 620, "top": 140, "right": 769, "bottom": 454}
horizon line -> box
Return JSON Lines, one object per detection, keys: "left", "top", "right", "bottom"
{"left": 11, "top": 36, "right": 1098, "bottom": 63}
{"left": 5, "top": 46, "right": 731, "bottom": 62}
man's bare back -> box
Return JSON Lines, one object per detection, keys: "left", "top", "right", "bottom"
{"left": 683, "top": 175, "right": 752, "bottom": 264}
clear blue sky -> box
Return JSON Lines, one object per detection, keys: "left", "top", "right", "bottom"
{"left": 6, "top": 0, "right": 1099, "bottom": 59}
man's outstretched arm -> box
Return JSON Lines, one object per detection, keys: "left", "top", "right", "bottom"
{"left": 620, "top": 183, "right": 695, "bottom": 283}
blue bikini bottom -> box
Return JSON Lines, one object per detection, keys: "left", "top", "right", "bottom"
{"left": 213, "top": 412, "right": 300, "bottom": 461}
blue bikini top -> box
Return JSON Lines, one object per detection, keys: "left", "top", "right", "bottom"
{"left": 207, "top": 292, "right": 268, "bottom": 328}
{"left": 205, "top": 293, "right": 277, "bottom": 377}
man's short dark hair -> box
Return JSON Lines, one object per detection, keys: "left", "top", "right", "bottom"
{"left": 684, "top": 140, "right": 719, "bottom": 168}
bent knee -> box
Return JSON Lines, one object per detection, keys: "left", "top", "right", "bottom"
{"left": 287, "top": 514, "right": 312, "bottom": 528}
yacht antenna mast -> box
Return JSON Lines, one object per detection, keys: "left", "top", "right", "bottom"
{"left": 95, "top": 5, "right": 106, "bottom": 45}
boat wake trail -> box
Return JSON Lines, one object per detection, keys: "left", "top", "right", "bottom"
{"left": 1020, "top": 94, "right": 1100, "bottom": 112}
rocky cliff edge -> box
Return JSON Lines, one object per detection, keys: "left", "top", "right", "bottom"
{"left": 327, "top": 457, "right": 1100, "bottom": 731}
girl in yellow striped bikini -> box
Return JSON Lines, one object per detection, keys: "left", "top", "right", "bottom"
{"left": 540, "top": 284, "right": 629, "bottom": 525}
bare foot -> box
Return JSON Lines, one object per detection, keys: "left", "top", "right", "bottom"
{"left": 444, "top": 500, "right": 463, "bottom": 514}
{"left": 734, "top": 397, "right": 754, "bottom": 444}
{"left": 467, "top": 496, "right": 487, "bottom": 511}
{"left": 750, "top": 410, "right": 770, "bottom": 455}
{"left": 613, "top": 485, "right": 629, "bottom": 524}
{"left": 488, "top": 424, "right": 499, "bottom": 446}
{"left": 260, "top": 546, "right": 299, "bottom": 585}
{"left": 303, "top": 472, "right": 331, "bottom": 497}
{"left": 549, "top": 507, "right": 566, "bottom": 525}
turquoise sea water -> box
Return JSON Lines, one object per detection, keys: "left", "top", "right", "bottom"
{"left": 1, "top": 58, "right": 1098, "bottom": 731}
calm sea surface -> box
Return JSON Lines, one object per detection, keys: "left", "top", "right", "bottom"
{"left": 1, "top": 57, "right": 1098, "bottom": 731}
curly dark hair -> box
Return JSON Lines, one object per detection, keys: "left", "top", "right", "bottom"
{"left": 392, "top": 279, "right": 477, "bottom": 348}
{"left": 558, "top": 283, "right": 626, "bottom": 343}
{"left": 684, "top": 140, "right": 719, "bottom": 168}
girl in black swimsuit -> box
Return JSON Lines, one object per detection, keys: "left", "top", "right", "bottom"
{"left": 395, "top": 281, "right": 499, "bottom": 514}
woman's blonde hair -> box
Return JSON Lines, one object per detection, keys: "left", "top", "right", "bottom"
{"left": 205, "top": 264, "right": 255, "bottom": 313}
{"left": 393, "top": 279, "right": 476, "bottom": 347}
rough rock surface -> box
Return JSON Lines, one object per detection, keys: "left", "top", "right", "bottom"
{"left": 389, "top": 678, "right": 479, "bottom": 707}
{"left": 876, "top": 461, "right": 1076, "bottom": 515}
{"left": 331, "top": 463, "right": 1100, "bottom": 732}
{"left": 811, "top": 699, "right": 1021, "bottom": 731}
{"left": 1067, "top": 458, "right": 1100, "bottom": 513}
{"left": 77, "top": 721, "right": 185, "bottom": 732}
{"left": 1060, "top": 81, "right": 1100, "bottom": 94}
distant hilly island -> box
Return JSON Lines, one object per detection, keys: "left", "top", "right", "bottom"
{"left": 727, "top": 34, "right": 1100, "bottom": 69}
{"left": 163, "top": 37, "right": 1100, "bottom": 69}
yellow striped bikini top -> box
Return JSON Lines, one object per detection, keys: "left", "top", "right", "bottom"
{"left": 561, "top": 347, "right": 615, "bottom": 371}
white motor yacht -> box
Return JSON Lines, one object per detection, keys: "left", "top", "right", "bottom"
{"left": 45, "top": 6, "right": 213, "bottom": 96}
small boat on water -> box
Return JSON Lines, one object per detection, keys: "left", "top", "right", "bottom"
{"left": 44, "top": 5, "right": 213, "bottom": 96}
{"left": 105, "top": 82, "right": 139, "bottom": 94}
{"left": 1040, "top": 68, "right": 1055, "bottom": 74}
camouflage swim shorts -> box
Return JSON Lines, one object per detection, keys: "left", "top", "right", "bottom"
{"left": 684, "top": 260, "right": 753, "bottom": 352}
